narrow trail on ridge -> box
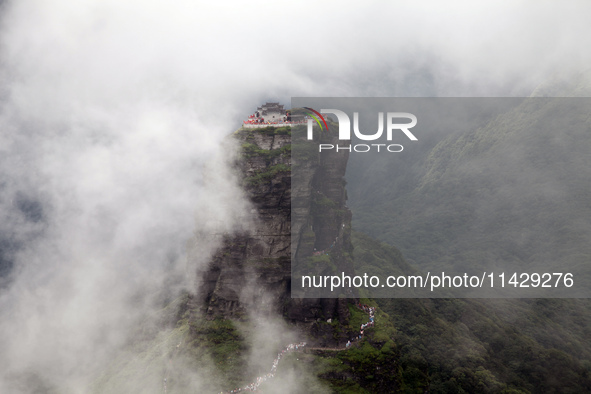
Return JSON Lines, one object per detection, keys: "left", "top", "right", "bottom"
{"left": 162, "top": 339, "right": 183, "bottom": 394}
{"left": 159, "top": 304, "right": 377, "bottom": 393}
{"left": 220, "top": 303, "right": 376, "bottom": 393}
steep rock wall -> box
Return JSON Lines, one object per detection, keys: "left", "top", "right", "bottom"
{"left": 194, "top": 125, "right": 353, "bottom": 344}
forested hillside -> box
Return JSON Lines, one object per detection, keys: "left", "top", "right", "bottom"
{"left": 352, "top": 231, "right": 591, "bottom": 393}
{"left": 347, "top": 96, "right": 591, "bottom": 290}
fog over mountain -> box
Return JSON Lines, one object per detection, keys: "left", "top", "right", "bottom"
{"left": 0, "top": 0, "right": 589, "bottom": 392}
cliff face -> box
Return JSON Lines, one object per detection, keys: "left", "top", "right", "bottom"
{"left": 195, "top": 125, "right": 353, "bottom": 342}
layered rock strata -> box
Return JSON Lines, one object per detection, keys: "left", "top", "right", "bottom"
{"left": 194, "top": 125, "right": 354, "bottom": 344}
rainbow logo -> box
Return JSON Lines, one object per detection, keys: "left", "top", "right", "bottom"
{"left": 303, "top": 107, "right": 329, "bottom": 132}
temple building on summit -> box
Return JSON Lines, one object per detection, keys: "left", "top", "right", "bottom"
{"left": 256, "top": 102, "right": 286, "bottom": 122}
{"left": 244, "top": 102, "right": 305, "bottom": 128}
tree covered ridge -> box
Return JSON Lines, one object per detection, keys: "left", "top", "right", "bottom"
{"left": 352, "top": 231, "right": 591, "bottom": 393}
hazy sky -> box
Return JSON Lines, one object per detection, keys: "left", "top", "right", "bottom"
{"left": 0, "top": 0, "right": 589, "bottom": 392}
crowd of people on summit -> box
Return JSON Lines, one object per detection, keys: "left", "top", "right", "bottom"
{"left": 242, "top": 112, "right": 306, "bottom": 126}
{"left": 243, "top": 102, "right": 308, "bottom": 126}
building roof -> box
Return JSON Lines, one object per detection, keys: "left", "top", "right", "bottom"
{"left": 257, "top": 102, "right": 284, "bottom": 112}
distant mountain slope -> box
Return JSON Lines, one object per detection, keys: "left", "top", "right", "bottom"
{"left": 348, "top": 95, "right": 591, "bottom": 287}
{"left": 351, "top": 231, "right": 591, "bottom": 393}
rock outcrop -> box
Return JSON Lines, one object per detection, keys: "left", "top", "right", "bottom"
{"left": 194, "top": 124, "right": 354, "bottom": 344}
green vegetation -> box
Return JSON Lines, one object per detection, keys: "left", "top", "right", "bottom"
{"left": 304, "top": 301, "right": 400, "bottom": 393}
{"left": 237, "top": 125, "right": 291, "bottom": 136}
{"left": 90, "top": 294, "right": 228, "bottom": 394}
{"left": 240, "top": 142, "right": 291, "bottom": 162}
{"left": 349, "top": 98, "right": 591, "bottom": 280}
{"left": 305, "top": 253, "right": 336, "bottom": 273}
{"left": 349, "top": 233, "right": 591, "bottom": 393}
{"left": 190, "top": 318, "right": 248, "bottom": 378}
{"left": 245, "top": 163, "right": 290, "bottom": 185}
{"left": 235, "top": 126, "right": 292, "bottom": 186}
{"left": 292, "top": 140, "right": 318, "bottom": 162}
{"left": 314, "top": 195, "right": 338, "bottom": 210}
{"left": 352, "top": 231, "right": 418, "bottom": 280}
